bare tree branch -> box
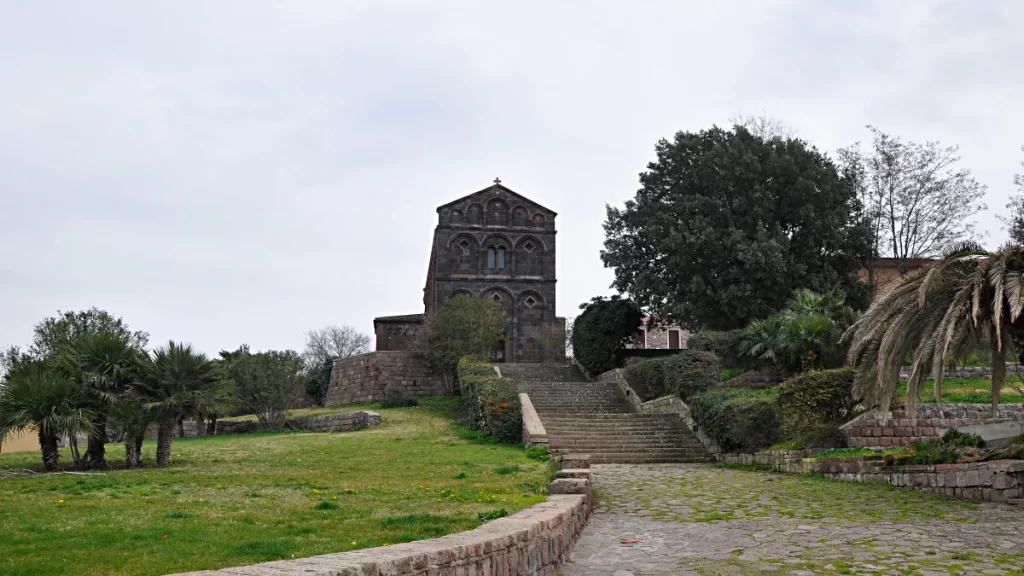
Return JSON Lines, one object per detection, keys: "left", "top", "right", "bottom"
{"left": 302, "top": 325, "right": 371, "bottom": 370}
{"left": 729, "top": 111, "right": 795, "bottom": 140}
{"left": 838, "top": 126, "right": 987, "bottom": 262}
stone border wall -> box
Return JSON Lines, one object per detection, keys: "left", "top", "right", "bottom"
{"left": 842, "top": 404, "right": 1024, "bottom": 448}
{"left": 520, "top": 393, "right": 548, "bottom": 448}
{"left": 598, "top": 368, "right": 724, "bottom": 459}
{"left": 326, "top": 351, "right": 445, "bottom": 406}
{"left": 170, "top": 461, "right": 592, "bottom": 576}
{"left": 181, "top": 411, "right": 381, "bottom": 437}
{"left": 723, "top": 450, "right": 1024, "bottom": 505}
{"left": 899, "top": 365, "right": 1024, "bottom": 379}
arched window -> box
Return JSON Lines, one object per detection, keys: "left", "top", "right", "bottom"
{"left": 486, "top": 245, "right": 506, "bottom": 271}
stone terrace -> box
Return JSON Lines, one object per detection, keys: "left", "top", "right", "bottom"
{"left": 564, "top": 464, "right": 1024, "bottom": 575}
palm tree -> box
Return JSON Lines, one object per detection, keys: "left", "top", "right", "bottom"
{"left": 138, "top": 341, "right": 235, "bottom": 467}
{"left": 738, "top": 289, "right": 855, "bottom": 372}
{"left": 107, "top": 399, "right": 154, "bottom": 469}
{"left": 846, "top": 242, "right": 1024, "bottom": 418}
{"left": 62, "top": 333, "right": 144, "bottom": 469}
{"left": 0, "top": 362, "right": 94, "bottom": 471}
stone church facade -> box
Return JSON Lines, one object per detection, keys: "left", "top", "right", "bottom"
{"left": 327, "top": 182, "right": 561, "bottom": 405}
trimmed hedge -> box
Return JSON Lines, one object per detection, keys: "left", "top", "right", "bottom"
{"left": 776, "top": 368, "right": 858, "bottom": 447}
{"left": 623, "top": 350, "right": 721, "bottom": 401}
{"left": 690, "top": 388, "right": 780, "bottom": 453}
{"left": 686, "top": 330, "right": 745, "bottom": 368}
{"left": 457, "top": 358, "right": 522, "bottom": 444}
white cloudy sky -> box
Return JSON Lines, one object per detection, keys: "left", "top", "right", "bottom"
{"left": 2, "top": 1, "right": 1022, "bottom": 355}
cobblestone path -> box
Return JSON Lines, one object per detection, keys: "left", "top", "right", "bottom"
{"left": 563, "top": 464, "right": 1024, "bottom": 575}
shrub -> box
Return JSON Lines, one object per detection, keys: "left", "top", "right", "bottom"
{"left": 690, "top": 389, "right": 780, "bottom": 453}
{"left": 382, "top": 382, "right": 418, "bottom": 408}
{"left": 893, "top": 430, "right": 985, "bottom": 465}
{"left": 423, "top": 295, "right": 507, "bottom": 395}
{"left": 623, "top": 350, "right": 721, "bottom": 401}
{"left": 305, "top": 358, "right": 333, "bottom": 407}
{"left": 687, "top": 330, "right": 745, "bottom": 368}
{"left": 572, "top": 296, "right": 642, "bottom": 375}
{"left": 456, "top": 358, "right": 521, "bottom": 444}
{"left": 776, "top": 368, "right": 859, "bottom": 447}
{"left": 479, "top": 377, "right": 522, "bottom": 444}
{"left": 525, "top": 446, "right": 550, "bottom": 461}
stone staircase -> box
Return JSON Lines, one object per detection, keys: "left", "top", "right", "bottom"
{"left": 503, "top": 363, "right": 712, "bottom": 464}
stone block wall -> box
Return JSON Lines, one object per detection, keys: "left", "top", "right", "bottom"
{"left": 326, "top": 351, "right": 444, "bottom": 406}
{"left": 843, "top": 404, "right": 1024, "bottom": 448}
{"left": 723, "top": 451, "right": 1024, "bottom": 504}
{"left": 180, "top": 411, "right": 382, "bottom": 437}
{"left": 899, "top": 365, "right": 1024, "bottom": 379}
{"left": 168, "top": 466, "right": 592, "bottom": 576}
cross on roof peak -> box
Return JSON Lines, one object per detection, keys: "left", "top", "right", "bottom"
{"left": 493, "top": 177, "right": 501, "bottom": 185}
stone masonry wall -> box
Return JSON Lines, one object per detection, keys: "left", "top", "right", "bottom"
{"left": 899, "top": 365, "right": 1024, "bottom": 379}
{"left": 723, "top": 450, "right": 1024, "bottom": 505}
{"left": 326, "top": 351, "right": 444, "bottom": 406}
{"left": 843, "top": 404, "right": 1024, "bottom": 448}
{"left": 180, "top": 411, "right": 381, "bottom": 437}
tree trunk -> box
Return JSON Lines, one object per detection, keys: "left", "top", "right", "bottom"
{"left": 38, "top": 429, "right": 60, "bottom": 472}
{"left": 86, "top": 411, "right": 109, "bottom": 470}
{"left": 195, "top": 414, "right": 206, "bottom": 436}
{"left": 177, "top": 416, "right": 185, "bottom": 438}
{"left": 992, "top": 338, "right": 1006, "bottom": 418}
{"left": 124, "top": 438, "right": 141, "bottom": 469}
{"left": 156, "top": 417, "right": 176, "bottom": 467}
{"left": 206, "top": 415, "right": 217, "bottom": 436}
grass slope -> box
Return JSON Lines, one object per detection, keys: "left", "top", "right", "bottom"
{"left": 0, "top": 402, "right": 549, "bottom": 576}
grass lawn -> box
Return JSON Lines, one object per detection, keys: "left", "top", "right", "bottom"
{"left": 896, "top": 377, "right": 1024, "bottom": 404}
{"left": 0, "top": 400, "right": 550, "bottom": 576}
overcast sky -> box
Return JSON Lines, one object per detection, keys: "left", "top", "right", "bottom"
{"left": 2, "top": 1, "right": 1022, "bottom": 355}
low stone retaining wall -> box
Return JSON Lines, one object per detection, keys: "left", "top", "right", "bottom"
{"left": 843, "top": 404, "right": 1024, "bottom": 448}
{"left": 723, "top": 450, "right": 1024, "bottom": 504}
{"left": 326, "top": 351, "right": 444, "bottom": 406}
{"left": 182, "top": 411, "right": 381, "bottom": 437}
{"left": 599, "top": 368, "right": 724, "bottom": 459}
{"left": 899, "top": 365, "right": 1024, "bottom": 379}
{"left": 520, "top": 393, "right": 548, "bottom": 448}
{"left": 169, "top": 459, "right": 592, "bottom": 576}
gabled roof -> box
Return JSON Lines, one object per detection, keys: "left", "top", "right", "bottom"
{"left": 435, "top": 183, "right": 558, "bottom": 216}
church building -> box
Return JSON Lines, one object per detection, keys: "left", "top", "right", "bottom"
{"left": 375, "top": 180, "right": 561, "bottom": 363}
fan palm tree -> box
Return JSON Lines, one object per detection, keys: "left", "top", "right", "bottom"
{"left": 138, "top": 341, "right": 235, "bottom": 467}
{"left": 61, "top": 332, "right": 144, "bottom": 469}
{"left": 0, "top": 362, "right": 94, "bottom": 471}
{"left": 107, "top": 398, "right": 154, "bottom": 469}
{"left": 846, "top": 242, "right": 1024, "bottom": 418}
{"left": 738, "top": 289, "right": 855, "bottom": 372}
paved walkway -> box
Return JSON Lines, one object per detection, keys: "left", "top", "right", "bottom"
{"left": 563, "top": 464, "right": 1024, "bottom": 576}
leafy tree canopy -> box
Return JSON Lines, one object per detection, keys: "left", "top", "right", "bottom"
{"left": 571, "top": 296, "right": 642, "bottom": 375}
{"left": 602, "top": 126, "right": 874, "bottom": 330}
{"left": 27, "top": 308, "right": 149, "bottom": 360}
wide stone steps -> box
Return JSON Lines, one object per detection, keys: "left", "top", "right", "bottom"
{"left": 503, "top": 362, "right": 712, "bottom": 464}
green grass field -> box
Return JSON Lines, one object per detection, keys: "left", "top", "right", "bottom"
{"left": 0, "top": 401, "right": 549, "bottom": 576}
{"left": 897, "top": 377, "right": 1024, "bottom": 404}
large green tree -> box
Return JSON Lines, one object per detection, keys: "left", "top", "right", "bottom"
{"left": 602, "top": 126, "right": 874, "bottom": 330}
